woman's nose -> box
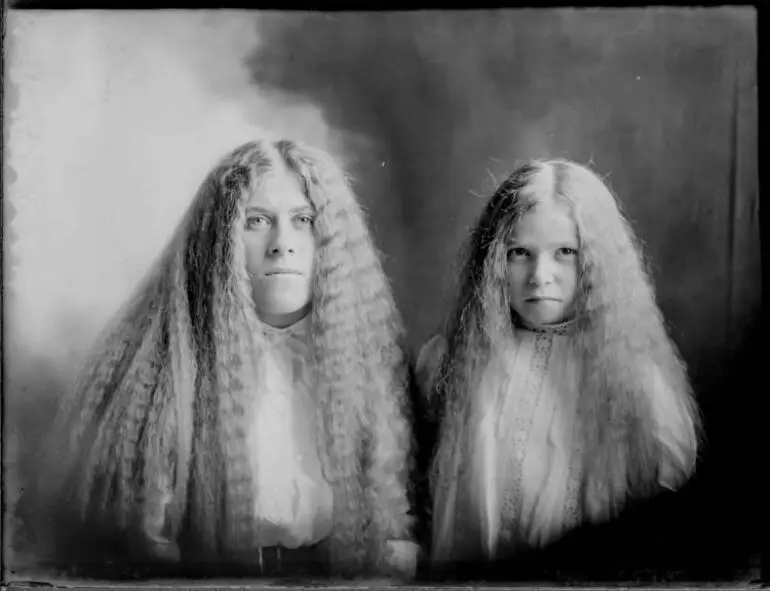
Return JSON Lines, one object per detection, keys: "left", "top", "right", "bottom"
{"left": 268, "top": 242, "right": 295, "bottom": 256}
{"left": 267, "top": 226, "right": 296, "bottom": 256}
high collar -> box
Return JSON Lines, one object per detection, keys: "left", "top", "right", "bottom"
{"left": 513, "top": 312, "right": 577, "bottom": 336}
{"left": 261, "top": 314, "right": 312, "bottom": 345}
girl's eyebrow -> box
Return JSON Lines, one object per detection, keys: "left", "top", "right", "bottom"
{"left": 245, "top": 205, "right": 315, "bottom": 215}
{"left": 507, "top": 239, "right": 579, "bottom": 249}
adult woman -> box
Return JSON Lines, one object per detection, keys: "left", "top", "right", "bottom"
{"left": 45, "top": 138, "right": 417, "bottom": 579}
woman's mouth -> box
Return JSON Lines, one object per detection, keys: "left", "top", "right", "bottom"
{"left": 265, "top": 268, "right": 302, "bottom": 276}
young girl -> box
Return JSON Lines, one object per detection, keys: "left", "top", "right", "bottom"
{"left": 42, "top": 138, "right": 418, "bottom": 579}
{"left": 417, "top": 159, "right": 700, "bottom": 574}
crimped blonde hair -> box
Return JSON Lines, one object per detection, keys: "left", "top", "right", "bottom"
{"left": 429, "top": 159, "right": 701, "bottom": 530}
{"left": 45, "top": 139, "right": 413, "bottom": 576}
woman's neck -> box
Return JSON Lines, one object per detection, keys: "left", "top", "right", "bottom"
{"left": 259, "top": 304, "right": 312, "bottom": 330}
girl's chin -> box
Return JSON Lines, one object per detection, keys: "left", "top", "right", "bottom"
{"left": 255, "top": 302, "right": 312, "bottom": 328}
{"left": 517, "top": 310, "right": 571, "bottom": 327}
{"left": 515, "top": 300, "right": 574, "bottom": 326}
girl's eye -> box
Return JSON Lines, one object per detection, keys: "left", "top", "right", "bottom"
{"left": 295, "top": 214, "right": 315, "bottom": 226}
{"left": 557, "top": 247, "right": 578, "bottom": 257}
{"left": 508, "top": 247, "right": 529, "bottom": 258}
{"left": 246, "top": 215, "right": 270, "bottom": 229}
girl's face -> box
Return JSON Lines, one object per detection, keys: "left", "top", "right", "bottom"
{"left": 243, "top": 166, "right": 317, "bottom": 328}
{"left": 506, "top": 198, "right": 580, "bottom": 326}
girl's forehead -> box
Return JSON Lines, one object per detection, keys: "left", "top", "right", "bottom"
{"left": 246, "top": 169, "right": 309, "bottom": 211}
{"left": 511, "top": 199, "right": 578, "bottom": 243}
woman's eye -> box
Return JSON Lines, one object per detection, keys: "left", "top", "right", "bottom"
{"left": 295, "top": 214, "right": 315, "bottom": 226}
{"left": 557, "top": 247, "right": 578, "bottom": 257}
{"left": 246, "top": 215, "right": 270, "bottom": 228}
{"left": 508, "top": 247, "right": 529, "bottom": 258}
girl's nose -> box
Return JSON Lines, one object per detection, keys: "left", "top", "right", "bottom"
{"left": 530, "top": 256, "right": 555, "bottom": 285}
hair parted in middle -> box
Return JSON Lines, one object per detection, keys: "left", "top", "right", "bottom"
{"left": 47, "top": 138, "right": 414, "bottom": 575}
{"left": 428, "top": 158, "right": 700, "bottom": 524}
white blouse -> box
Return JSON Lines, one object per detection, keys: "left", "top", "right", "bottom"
{"left": 248, "top": 315, "right": 334, "bottom": 549}
{"left": 143, "top": 315, "right": 334, "bottom": 552}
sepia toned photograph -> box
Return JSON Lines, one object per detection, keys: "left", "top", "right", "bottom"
{"left": 3, "top": 6, "right": 762, "bottom": 588}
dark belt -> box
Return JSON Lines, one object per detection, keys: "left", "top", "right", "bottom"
{"left": 256, "top": 544, "right": 325, "bottom": 577}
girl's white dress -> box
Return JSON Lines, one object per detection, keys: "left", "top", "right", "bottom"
{"left": 419, "top": 320, "right": 695, "bottom": 565}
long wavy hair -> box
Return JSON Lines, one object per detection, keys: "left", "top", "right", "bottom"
{"left": 44, "top": 138, "right": 411, "bottom": 572}
{"left": 430, "top": 159, "right": 701, "bottom": 525}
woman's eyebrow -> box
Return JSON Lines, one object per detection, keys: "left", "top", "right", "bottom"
{"left": 245, "top": 205, "right": 274, "bottom": 214}
{"left": 290, "top": 205, "right": 315, "bottom": 215}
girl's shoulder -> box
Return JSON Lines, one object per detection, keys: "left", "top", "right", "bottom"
{"left": 415, "top": 333, "right": 447, "bottom": 392}
{"left": 416, "top": 334, "right": 446, "bottom": 372}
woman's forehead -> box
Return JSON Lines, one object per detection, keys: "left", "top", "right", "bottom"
{"left": 246, "top": 169, "right": 309, "bottom": 211}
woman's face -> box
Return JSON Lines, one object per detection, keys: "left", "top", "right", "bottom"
{"left": 506, "top": 198, "right": 580, "bottom": 326}
{"left": 243, "top": 166, "right": 316, "bottom": 328}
